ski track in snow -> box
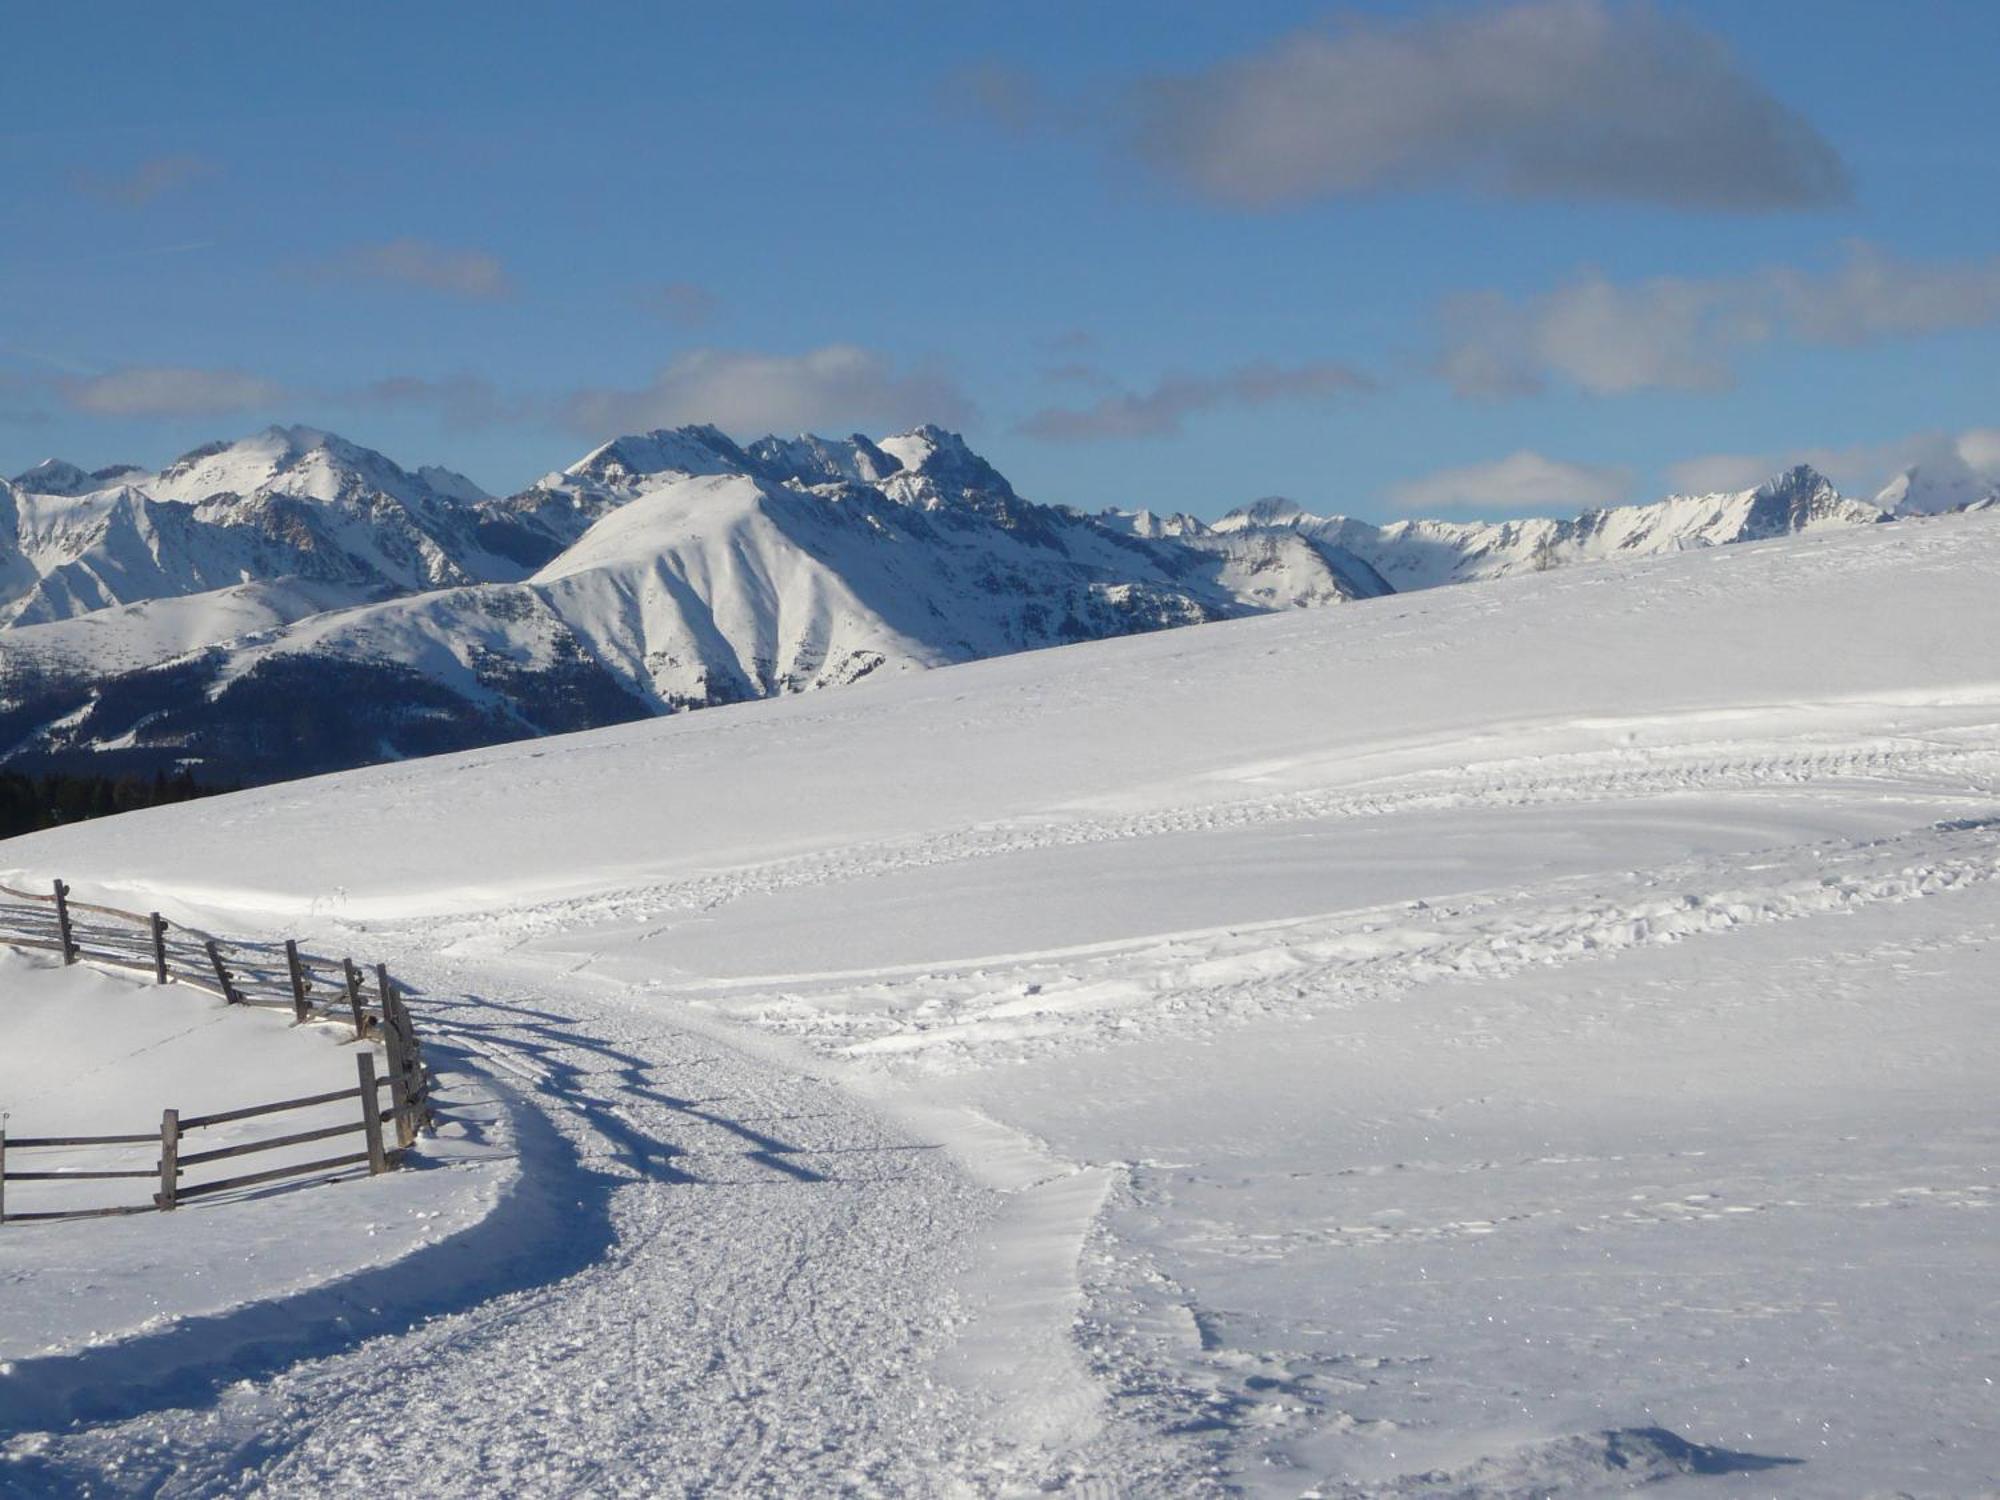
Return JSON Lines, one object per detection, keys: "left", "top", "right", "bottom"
{"left": 397, "top": 727, "right": 2000, "bottom": 951}
{"left": 687, "top": 812, "right": 2000, "bottom": 1069}
{"left": 366, "top": 729, "right": 2000, "bottom": 1083}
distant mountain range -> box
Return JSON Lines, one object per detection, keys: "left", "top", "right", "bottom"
{"left": 0, "top": 422, "right": 1986, "bottom": 786}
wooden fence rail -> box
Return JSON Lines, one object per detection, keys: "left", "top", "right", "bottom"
{"left": 0, "top": 877, "right": 435, "bottom": 1226}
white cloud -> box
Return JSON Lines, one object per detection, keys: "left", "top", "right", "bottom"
{"left": 561, "top": 346, "right": 973, "bottom": 438}
{"left": 1666, "top": 426, "right": 2000, "bottom": 502}
{"left": 59, "top": 366, "right": 287, "bottom": 418}
{"left": 1129, "top": 0, "right": 1846, "bottom": 211}
{"left": 330, "top": 239, "right": 513, "bottom": 300}
{"left": 1660, "top": 451, "right": 1780, "bottom": 495}
{"left": 1772, "top": 245, "right": 2000, "bottom": 344}
{"left": 1019, "top": 361, "right": 1372, "bottom": 442}
{"left": 1388, "top": 450, "right": 1630, "bottom": 513}
{"left": 1441, "top": 245, "right": 2000, "bottom": 398}
{"left": 1955, "top": 428, "right": 2000, "bottom": 474}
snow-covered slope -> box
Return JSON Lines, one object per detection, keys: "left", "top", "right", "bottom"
{"left": 5, "top": 508, "right": 1995, "bottom": 1495}
{"left": 515, "top": 453, "right": 1302, "bottom": 708}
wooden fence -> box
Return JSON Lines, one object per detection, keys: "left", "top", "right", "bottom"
{"left": 0, "top": 878, "right": 434, "bottom": 1225}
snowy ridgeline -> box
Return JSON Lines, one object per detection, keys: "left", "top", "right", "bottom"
{"left": 0, "top": 420, "right": 1968, "bottom": 788}
{"left": 0, "top": 510, "right": 1995, "bottom": 1494}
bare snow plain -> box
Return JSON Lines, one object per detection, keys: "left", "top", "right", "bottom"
{"left": 1, "top": 510, "right": 1996, "bottom": 1496}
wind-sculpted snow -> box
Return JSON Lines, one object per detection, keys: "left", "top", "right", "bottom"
{"left": 3, "top": 510, "right": 1996, "bottom": 1493}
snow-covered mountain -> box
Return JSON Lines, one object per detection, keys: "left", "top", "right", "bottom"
{"left": 1202, "top": 464, "right": 1888, "bottom": 591}
{"left": 0, "top": 422, "right": 1972, "bottom": 787}
{"left": 0, "top": 426, "right": 541, "bottom": 630}
{"left": 0, "top": 424, "right": 1359, "bottom": 780}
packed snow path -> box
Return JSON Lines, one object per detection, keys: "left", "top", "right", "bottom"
{"left": 3, "top": 959, "right": 1045, "bottom": 1496}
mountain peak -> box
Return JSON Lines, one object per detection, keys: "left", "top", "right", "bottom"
{"left": 1226, "top": 496, "right": 1309, "bottom": 526}
{"left": 160, "top": 424, "right": 347, "bottom": 477}
{"left": 1753, "top": 463, "right": 1837, "bottom": 501}
{"left": 877, "top": 424, "right": 973, "bottom": 467}
{"left": 10, "top": 459, "right": 95, "bottom": 495}
{"left": 416, "top": 464, "right": 494, "bottom": 503}
{"left": 256, "top": 422, "right": 335, "bottom": 450}
{"left": 565, "top": 426, "right": 752, "bottom": 487}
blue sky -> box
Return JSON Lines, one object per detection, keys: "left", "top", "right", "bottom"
{"left": 4, "top": 0, "right": 1997, "bottom": 518}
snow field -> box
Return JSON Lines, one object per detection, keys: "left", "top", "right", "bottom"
{"left": 0, "top": 510, "right": 1995, "bottom": 1494}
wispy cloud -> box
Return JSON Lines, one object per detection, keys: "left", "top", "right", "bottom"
{"left": 635, "top": 281, "right": 719, "bottom": 327}
{"left": 968, "top": 0, "right": 1845, "bottom": 213}
{"left": 73, "top": 154, "right": 216, "bottom": 207}
{"left": 324, "top": 238, "right": 514, "bottom": 300}
{"left": 561, "top": 346, "right": 974, "bottom": 438}
{"left": 57, "top": 366, "right": 287, "bottom": 418}
{"left": 1041, "top": 329, "right": 1097, "bottom": 355}
{"left": 1042, "top": 362, "right": 1117, "bottom": 390}
{"left": 1388, "top": 450, "right": 1631, "bottom": 513}
{"left": 943, "top": 62, "right": 1090, "bottom": 136}
{"left": 1020, "top": 361, "right": 1371, "bottom": 442}
{"left": 0, "top": 372, "right": 53, "bottom": 429}
{"left": 1440, "top": 244, "right": 2000, "bottom": 398}
{"left": 344, "top": 374, "right": 534, "bottom": 432}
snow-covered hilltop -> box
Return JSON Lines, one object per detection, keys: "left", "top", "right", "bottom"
{"left": 0, "top": 422, "right": 1986, "bottom": 785}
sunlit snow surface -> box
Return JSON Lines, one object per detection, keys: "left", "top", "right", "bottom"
{"left": 3, "top": 512, "right": 1997, "bottom": 1495}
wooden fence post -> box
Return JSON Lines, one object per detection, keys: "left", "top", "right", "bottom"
{"left": 383, "top": 984, "right": 433, "bottom": 1132}
{"left": 285, "top": 940, "right": 311, "bottom": 1023}
{"left": 150, "top": 912, "right": 168, "bottom": 984}
{"left": 52, "top": 880, "right": 77, "bottom": 964}
{"left": 376, "top": 967, "right": 413, "bottom": 1087}
{"left": 343, "top": 959, "right": 366, "bottom": 1039}
{"left": 156, "top": 1108, "right": 180, "bottom": 1210}
{"left": 205, "top": 940, "right": 238, "bottom": 1004}
{"left": 380, "top": 1013, "right": 417, "bottom": 1148}
{"left": 357, "top": 1053, "right": 389, "bottom": 1174}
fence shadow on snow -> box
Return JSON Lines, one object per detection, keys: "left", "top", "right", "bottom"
{"left": 0, "top": 877, "right": 435, "bottom": 1224}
